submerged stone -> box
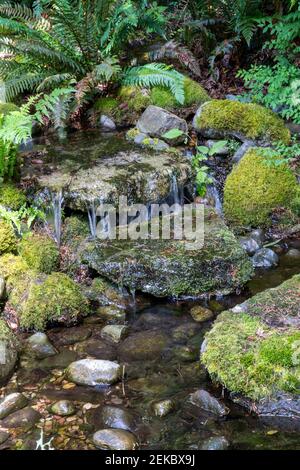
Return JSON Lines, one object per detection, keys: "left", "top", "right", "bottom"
{"left": 80, "top": 209, "right": 253, "bottom": 298}
{"left": 200, "top": 436, "right": 229, "bottom": 450}
{"left": 50, "top": 400, "right": 75, "bottom": 416}
{"left": 93, "top": 428, "right": 138, "bottom": 450}
{"left": 188, "top": 389, "right": 229, "bottom": 417}
{"left": 153, "top": 399, "right": 175, "bottom": 417}
{"left": 25, "top": 332, "right": 57, "bottom": 359}
{"left": 190, "top": 306, "right": 214, "bottom": 323}
{"left": 101, "top": 406, "right": 135, "bottom": 431}
{"left": 67, "top": 359, "right": 121, "bottom": 386}
{"left": 1, "top": 407, "right": 41, "bottom": 430}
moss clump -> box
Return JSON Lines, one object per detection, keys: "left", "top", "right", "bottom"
{"left": 202, "top": 310, "right": 300, "bottom": 400}
{"left": 11, "top": 272, "right": 89, "bottom": 331}
{"left": 0, "top": 254, "right": 29, "bottom": 283}
{"left": 0, "top": 184, "right": 26, "bottom": 210}
{"left": 0, "top": 221, "right": 17, "bottom": 255}
{"left": 223, "top": 149, "right": 298, "bottom": 227}
{"left": 18, "top": 233, "right": 59, "bottom": 274}
{"left": 118, "top": 86, "right": 151, "bottom": 112}
{"left": 61, "top": 216, "right": 90, "bottom": 247}
{"left": 93, "top": 97, "right": 120, "bottom": 116}
{"left": 150, "top": 77, "right": 210, "bottom": 108}
{"left": 0, "top": 103, "right": 18, "bottom": 116}
{"left": 195, "top": 99, "right": 290, "bottom": 143}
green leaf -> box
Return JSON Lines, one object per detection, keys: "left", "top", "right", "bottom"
{"left": 162, "top": 128, "right": 185, "bottom": 139}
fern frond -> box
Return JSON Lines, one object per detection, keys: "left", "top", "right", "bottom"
{"left": 123, "top": 63, "right": 185, "bottom": 104}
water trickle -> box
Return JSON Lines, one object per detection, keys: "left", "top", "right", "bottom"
{"left": 87, "top": 201, "right": 97, "bottom": 238}
{"left": 206, "top": 183, "right": 223, "bottom": 216}
{"left": 170, "top": 174, "right": 182, "bottom": 205}
{"left": 52, "top": 190, "right": 64, "bottom": 245}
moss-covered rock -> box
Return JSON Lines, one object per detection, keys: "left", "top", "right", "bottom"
{"left": 18, "top": 233, "right": 59, "bottom": 274}
{"left": 0, "top": 221, "right": 17, "bottom": 255}
{"left": 61, "top": 216, "right": 90, "bottom": 247}
{"left": 0, "top": 103, "right": 19, "bottom": 116}
{"left": 80, "top": 209, "right": 253, "bottom": 298}
{"left": 223, "top": 149, "right": 298, "bottom": 227}
{"left": 202, "top": 274, "right": 300, "bottom": 416}
{"left": 0, "top": 254, "right": 29, "bottom": 292}
{"left": 0, "top": 184, "right": 26, "bottom": 210}
{"left": 8, "top": 272, "right": 89, "bottom": 331}
{"left": 118, "top": 86, "right": 151, "bottom": 113}
{"left": 0, "top": 319, "right": 18, "bottom": 384}
{"left": 93, "top": 97, "right": 121, "bottom": 119}
{"left": 150, "top": 77, "right": 210, "bottom": 109}
{"left": 193, "top": 100, "right": 290, "bottom": 144}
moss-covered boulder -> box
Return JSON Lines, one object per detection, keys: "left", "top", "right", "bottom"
{"left": 202, "top": 274, "right": 300, "bottom": 417}
{"left": 7, "top": 272, "right": 89, "bottom": 331}
{"left": 0, "top": 254, "right": 29, "bottom": 292}
{"left": 18, "top": 233, "right": 59, "bottom": 274}
{"left": 0, "top": 103, "right": 18, "bottom": 117}
{"left": 150, "top": 78, "right": 210, "bottom": 109}
{"left": 0, "top": 184, "right": 26, "bottom": 210}
{"left": 223, "top": 149, "right": 298, "bottom": 227}
{"left": 0, "top": 221, "right": 17, "bottom": 255}
{"left": 79, "top": 209, "right": 253, "bottom": 298}
{"left": 0, "top": 319, "right": 18, "bottom": 385}
{"left": 193, "top": 100, "right": 290, "bottom": 144}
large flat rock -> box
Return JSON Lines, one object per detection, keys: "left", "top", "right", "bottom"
{"left": 22, "top": 131, "right": 193, "bottom": 211}
{"left": 79, "top": 209, "right": 253, "bottom": 298}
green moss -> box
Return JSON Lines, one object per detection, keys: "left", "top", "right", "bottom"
{"left": 202, "top": 311, "right": 300, "bottom": 400}
{"left": 126, "top": 127, "right": 140, "bottom": 141}
{"left": 150, "top": 77, "right": 210, "bottom": 109}
{"left": 61, "top": 216, "right": 90, "bottom": 247}
{"left": 0, "top": 221, "right": 17, "bottom": 255}
{"left": 118, "top": 86, "right": 151, "bottom": 112}
{"left": 0, "top": 253, "right": 29, "bottom": 281}
{"left": 18, "top": 233, "right": 59, "bottom": 274}
{"left": 0, "top": 318, "right": 18, "bottom": 349}
{"left": 0, "top": 103, "right": 18, "bottom": 116}
{"left": 223, "top": 149, "right": 298, "bottom": 227}
{"left": 10, "top": 272, "right": 89, "bottom": 331}
{"left": 0, "top": 184, "right": 26, "bottom": 210}
{"left": 93, "top": 97, "right": 119, "bottom": 116}
{"left": 196, "top": 99, "right": 290, "bottom": 143}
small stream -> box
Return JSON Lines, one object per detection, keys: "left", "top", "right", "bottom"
{"left": 1, "top": 249, "right": 299, "bottom": 450}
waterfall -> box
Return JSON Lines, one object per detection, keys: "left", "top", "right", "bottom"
{"left": 87, "top": 201, "right": 97, "bottom": 239}
{"left": 170, "top": 174, "right": 182, "bottom": 205}
{"left": 52, "top": 190, "right": 64, "bottom": 245}
{"left": 206, "top": 183, "right": 223, "bottom": 216}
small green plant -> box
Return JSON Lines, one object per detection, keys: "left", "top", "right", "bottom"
{"left": 257, "top": 137, "right": 300, "bottom": 167}
{"left": 0, "top": 204, "right": 45, "bottom": 234}
{"left": 162, "top": 128, "right": 227, "bottom": 196}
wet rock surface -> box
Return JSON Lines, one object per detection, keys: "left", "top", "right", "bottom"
{"left": 25, "top": 332, "right": 57, "bottom": 359}
{"left": 93, "top": 428, "right": 138, "bottom": 450}
{"left": 1, "top": 407, "right": 41, "bottom": 430}
{"left": 189, "top": 389, "right": 229, "bottom": 417}
{"left": 0, "top": 393, "right": 28, "bottom": 419}
{"left": 67, "top": 359, "right": 121, "bottom": 386}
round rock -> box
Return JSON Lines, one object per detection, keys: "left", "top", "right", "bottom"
{"left": 101, "top": 406, "right": 135, "bottom": 431}
{"left": 101, "top": 325, "right": 128, "bottom": 344}
{"left": 252, "top": 248, "right": 279, "bottom": 268}
{"left": 50, "top": 400, "right": 75, "bottom": 416}
{"left": 25, "top": 332, "right": 57, "bottom": 359}
{"left": 67, "top": 359, "right": 121, "bottom": 386}
{"left": 0, "top": 392, "right": 28, "bottom": 419}
{"left": 153, "top": 399, "right": 175, "bottom": 418}
{"left": 93, "top": 429, "right": 138, "bottom": 450}
{"left": 190, "top": 306, "right": 214, "bottom": 323}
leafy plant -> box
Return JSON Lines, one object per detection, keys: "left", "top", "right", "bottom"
{"left": 237, "top": 4, "right": 300, "bottom": 123}
{"left": 0, "top": 0, "right": 187, "bottom": 109}
{"left": 0, "top": 203, "right": 45, "bottom": 234}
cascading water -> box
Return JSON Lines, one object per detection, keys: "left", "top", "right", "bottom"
{"left": 206, "top": 181, "right": 223, "bottom": 216}
{"left": 87, "top": 201, "right": 97, "bottom": 239}
{"left": 52, "top": 190, "right": 64, "bottom": 245}
{"left": 170, "top": 173, "right": 180, "bottom": 205}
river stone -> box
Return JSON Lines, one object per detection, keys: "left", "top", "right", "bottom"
{"left": 0, "top": 338, "right": 18, "bottom": 385}
{"left": 172, "top": 322, "right": 200, "bottom": 341}
{"left": 232, "top": 141, "right": 256, "bottom": 164}
{"left": 39, "top": 349, "right": 78, "bottom": 369}
{"left": 239, "top": 237, "right": 260, "bottom": 256}
{"left": 101, "top": 406, "right": 135, "bottom": 431}
{"left": 252, "top": 248, "right": 279, "bottom": 268}
{"left": 189, "top": 390, "right": 229, "bottom": 417}
{"left": 118, "top": 330, "right": 169, "bottom": 361}
{"left": 1, "top": 406, "right": 41, "bottom": 430}
{"left": 96, "top": 306, "right": 126, "bottom": 323}
{"left": 23, "top": 131, "right": 193, "bottom": 212}
{"left": 190, "top": 306, "right": 214, "bottom": 323}
{"left": 250, "top": 229, "right": 264, "bottom": 244}
{"left": 99, "top": 115, "right": 116, "bottom": 131}
{"left": 80, "top": 209, "right": 253, "bottom": 298}
{"left": 201, "top": 436, "right": 229, "bottom": 450}
{"left": 49, "top": 326, "right": 92, "bottom": 346}
{"left": 153, "top": 399, "right": 175, "bottom": 417}
{"left": 0, "top": 276, "right": 5, "bottom": 299}
{"left": 101, "top": 325, "right": 128, "bottom": 343}
{"left": 25, "top": 332, "right": 57, "bottom": 359}
{"left": 75, "top": 338, "right": 117, "bottom": 361}
{"left": 67, "top": 359, "right": 121, "bottom": 386}
{"left": 0, "top": 431, "right": 9, "bottom": 445}
{"left": 0, "top": 393, "right": 28, "bottom": 419}
{"left": 282, "top": 248, "right": 300, "bottom": 266}
{"left": 136, "top": 105, "right": 188, "bottom": 144}
{"left": 50, "top": 400, "right": 75, "bottom": 416}
{"left": 93, "top": 429, "right": 138, "bottom": 450}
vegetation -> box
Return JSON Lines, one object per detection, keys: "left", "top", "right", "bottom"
{"left": 9, "top": 272, "right": 89, "bottom": 331}
{"left": 194, "top": 99, "right": 291, "bottom": 143}
{"left": 224, "top": 149, "right": 298, "bottom": 227}
{"left": 0, "top": 183, "right": 26, "bottom": 210}
{"left": 18, "top": 232, "right": 59, "bottom": 273}
{"left": 0, "top": 219, "right": 17, "bottom": 254}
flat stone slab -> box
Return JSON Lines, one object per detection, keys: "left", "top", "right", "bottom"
{"left": 22, "top": 131, "right": 193, "bottom": 211}
{"left": 79, "top": 209, "right": 253, "bottom": 298}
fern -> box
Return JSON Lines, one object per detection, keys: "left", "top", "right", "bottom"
{"left": 123, "top": 63, "right": 185, "bottom": 104}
